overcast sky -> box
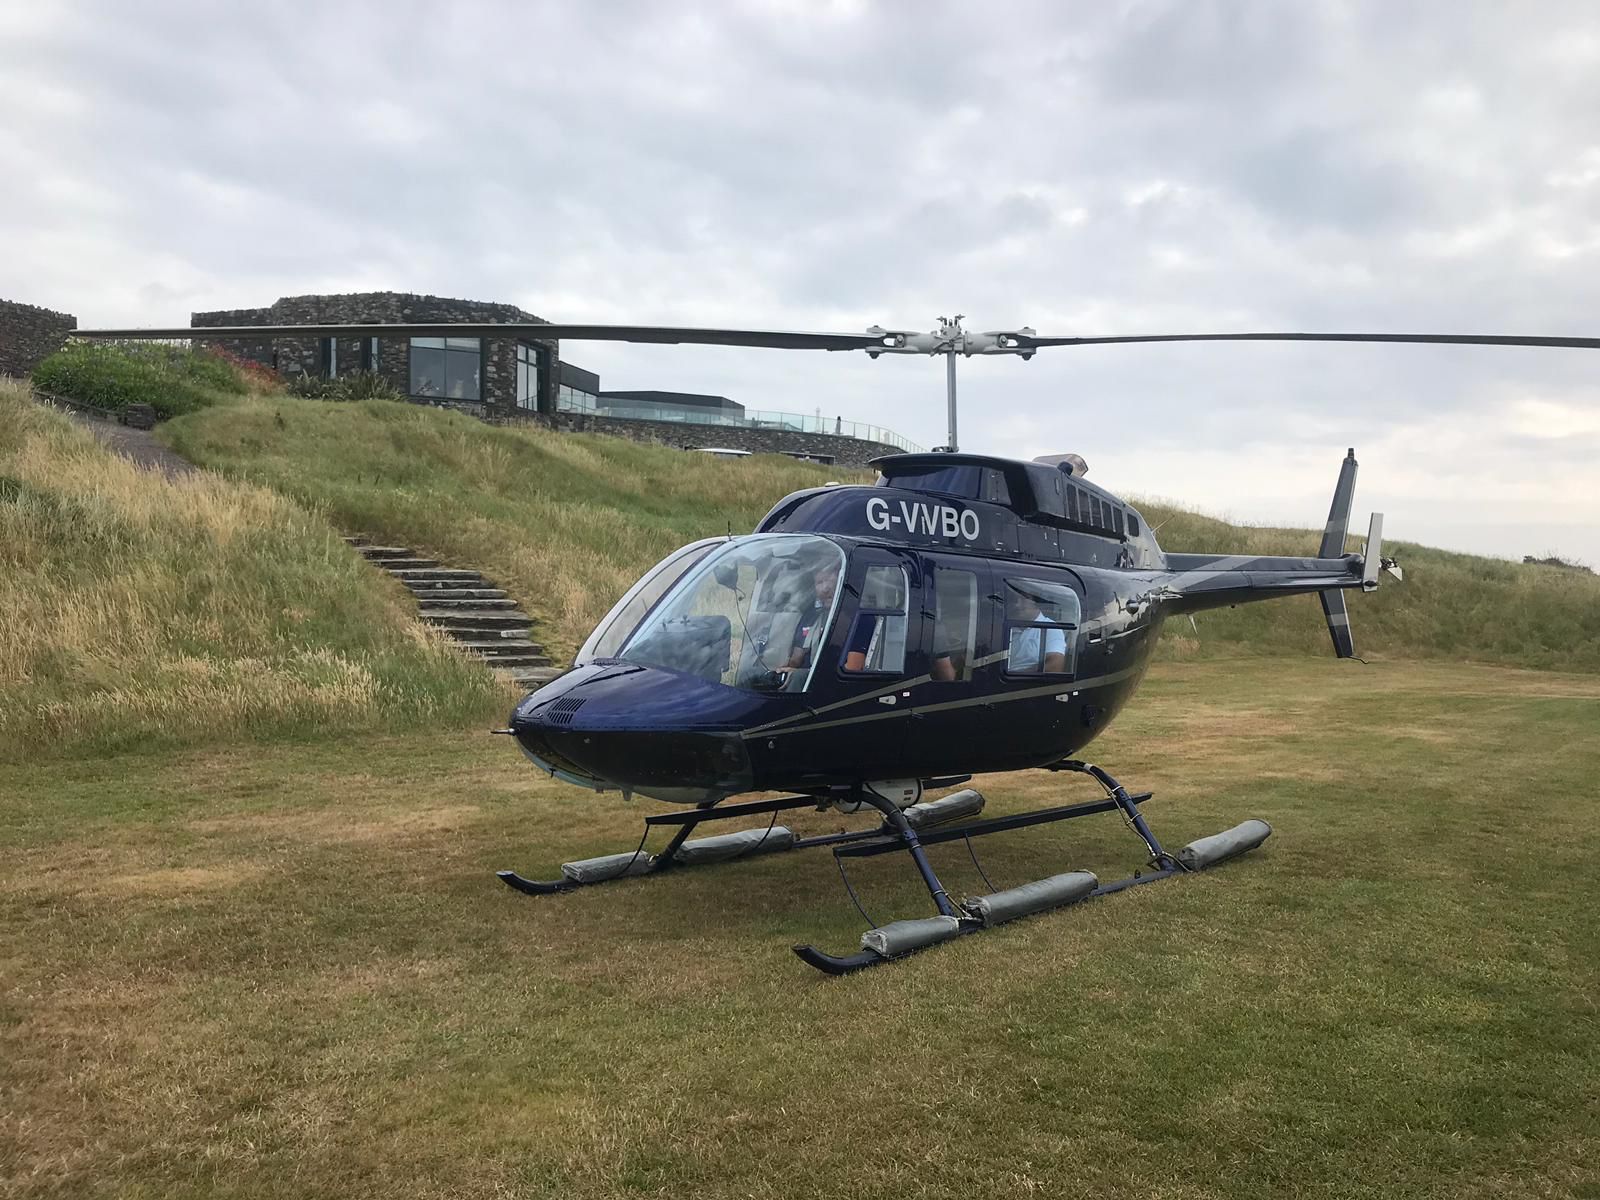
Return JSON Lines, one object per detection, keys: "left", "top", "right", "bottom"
{"left": 4, "top": 1, "right": 1598, "bottom": 564}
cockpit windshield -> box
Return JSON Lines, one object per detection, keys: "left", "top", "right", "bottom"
{"left": 617, "top": 535, "right": 846, "bottom": 694}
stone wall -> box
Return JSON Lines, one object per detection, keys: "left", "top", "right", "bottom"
{"left": 0, "top": 299, "right": 76, "bottom": 377}
{"left": 191, "top": 292, "right": 558, "bottom": 415}
{"left": 528, "top": 411, "right": 902, "bottom": 468}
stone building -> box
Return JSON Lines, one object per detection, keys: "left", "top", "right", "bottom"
{"left": 191, "top": 290, "right": 915, "bottom": 465}
{"left": 191, "top": 291, "right": 561, "bottom": 417}
{"left": 0, "top": 298, "right": 76, "bottom": 377}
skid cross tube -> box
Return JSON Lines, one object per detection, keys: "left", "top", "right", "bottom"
{"left": 1055, "top": 760, "right": 1177, "bottom": 869}
{"left": 832, "top": 792, "right": 1153, "bottom": 860}
{"left": 644, "top": 795, "right": 820, "bottom": 826}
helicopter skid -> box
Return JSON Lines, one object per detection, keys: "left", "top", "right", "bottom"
{"left": 496, "top": 793, "right": 890, "bottom": 896}
{"left": 792, "top": 761, "right": 1271, "bottom": 976}
{"left": 791, "top": 866, "right": 1184, "bottom": 975}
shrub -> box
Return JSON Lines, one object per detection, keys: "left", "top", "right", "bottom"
{"left": 32, "top": 340, "right": 249, "bottom": 419}
{"left": 285, "top": 370, "right": 406, "bottom": 402}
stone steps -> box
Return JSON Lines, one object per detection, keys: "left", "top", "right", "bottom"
{"left": 402, "top": 587, "right": 508, "bottom": 601}
{"left": 420, "top": 609, "right": 534, "bottom": 629}
{"left": 415, "top": 596, "right": 519, "bottom": 612}
{"left": 389, "top": 568, "right": 485, "bottom": 582}
{"left": 344, "top": 534, "right": 562, "bottom": 691}
{"left": 452, "top": 638, "right": 547, "bottom": 656}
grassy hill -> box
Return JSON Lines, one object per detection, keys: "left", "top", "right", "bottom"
{"left": 162, "top": 395, "right": 1600, "bottom": 672}
{"left": 0, "top": 383, "right": 507, "bottom": 762}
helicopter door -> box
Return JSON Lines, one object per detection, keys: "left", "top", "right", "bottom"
{"left": 905, "top": 556, "right": 998, "bottom": 777}
{"left": 987, "top": 569, "right": 1086, "bottom": 768}
{"left": 760, "top": 548, "right": 918, "bottom": 782}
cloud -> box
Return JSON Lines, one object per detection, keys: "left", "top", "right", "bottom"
{"left": 2, "top": 0, "right": 1597, "bottom": 563}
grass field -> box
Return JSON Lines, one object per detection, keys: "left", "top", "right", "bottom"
{"left": 5, "top": 657, "right": 1596, "bottom": 1199}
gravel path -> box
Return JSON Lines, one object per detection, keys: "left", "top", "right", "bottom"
{"left": 75, "top": 417, "right": 197, "bottom": 479}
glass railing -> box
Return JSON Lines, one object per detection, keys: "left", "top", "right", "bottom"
{"left": 557, "top": 396, "right": 923, "bottom": 453}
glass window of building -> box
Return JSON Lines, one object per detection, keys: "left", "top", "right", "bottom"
{"left": 516, "top": 343, "right": 543, "bottom": 410}
{"left": 410, "top": 337, "right": 480, "bottom": 401}
{"left": 557, "top": 384, "right": 599, "bottom": 414}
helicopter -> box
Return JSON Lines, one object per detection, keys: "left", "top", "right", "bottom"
{"left": 79, "top": 315, "right": 1599, "bottom": 973}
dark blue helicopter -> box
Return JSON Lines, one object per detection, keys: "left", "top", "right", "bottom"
{"left": 84, "top": 314, "right": 1590, "bottom": 973}
{"left": 496, "top": 443, "right": 1394, "bottom": 971}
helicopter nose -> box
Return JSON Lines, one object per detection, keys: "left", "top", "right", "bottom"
{"left": 509, "top": 662, "right": 756, "bottom": 798}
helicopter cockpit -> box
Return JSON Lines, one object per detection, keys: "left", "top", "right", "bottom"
{"left": 609, "top": 534, "right": 848, "bottom": 694}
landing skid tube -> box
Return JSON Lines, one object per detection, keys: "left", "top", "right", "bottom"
{"left": 496, "top": 793, "right": 894, "bottom": 895}
{"left": 791, "top": 761, "right": 1270, "bottom": 976}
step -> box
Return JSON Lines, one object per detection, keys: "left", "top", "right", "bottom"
{"left": 440, "top": 626, "right": 534, "bottom": 644}
{"left": 342, "top": 534, "right": 370, "bottom": 547}
{"left": 417, "top": 597, "right": 519, "bottom": 612}
{"left": 401, "top": 587, "right": 508, "bottom": 602}
{"left": 379, "top": 557, "right": 441, "bottom": 570}
{"left": 359, "top": 546, "right": 419, "bottom": 559}
{"left": 405, "top": 576, "right": 490, "bottom": 590}
{"left": 480, "top": 653, "right": 553, "bottom": 670}
{"left": 452, "top": 638, "right": 545, "bottom": 656}
{"left": 390, "top": 568, "right": 485, "bottom": 582}
{"left": 423, "top": 611, "right": 534, "bottom": 631}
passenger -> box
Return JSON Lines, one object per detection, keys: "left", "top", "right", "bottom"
{"left": 1008, "top": 587, "right": 1068, "bottom": 673}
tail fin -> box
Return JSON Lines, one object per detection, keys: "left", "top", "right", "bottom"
{"left": 1319, "top": 449, "right": 1360, "bottom": 659}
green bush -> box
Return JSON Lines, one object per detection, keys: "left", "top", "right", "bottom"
{"left": 285, "top": 370, "right": 406, "bottom": 402}
{"left": 32, "top": 340, "right": 249, "bottom": 419}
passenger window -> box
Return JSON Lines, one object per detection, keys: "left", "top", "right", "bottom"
{"left": 930, "top": 568, "right": 978, "bottom": 682}
{"left": 1003, "top": 578, "right": 1080, "bottom": 676}
{"left": 842, "top": 565, "right": 909, "bottom": 674}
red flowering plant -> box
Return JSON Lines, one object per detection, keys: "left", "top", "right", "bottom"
{"left": 202, "top": 345, "right": 283, "bottom": 392}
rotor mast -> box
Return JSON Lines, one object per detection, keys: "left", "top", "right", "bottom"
{"left": 941, "top": 315, "right": 962, "bottom": 452}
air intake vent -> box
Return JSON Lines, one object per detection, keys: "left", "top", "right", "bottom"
{"left": 546, "top": 696, "right": 587, "bottom": 726}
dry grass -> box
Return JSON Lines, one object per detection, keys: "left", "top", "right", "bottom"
{"left": 2, "top": 658, "right": 1596, "bottom": 1198}
{"left": 161, "top": 397, "right": 874, "bottom": 661}
{"left": 0, "top": 382, "right": 509, "bottom": 761}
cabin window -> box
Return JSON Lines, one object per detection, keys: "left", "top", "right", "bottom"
{"left": 577, "top": 537, "right": 727, "bottom": 664}
{"left": 1126, "top": 512, "right": 1140, "bottom": 537}
{"left": 931, "top": 567, "right": 978, "bottom": 682}
{"left": 618, "top": 534, "right": 846, "bottom": 694}
{"left": 1002, "top": 578, "right": 1080, "bottom": 676}
{"left": 877, "top": 464, "right": 982, "bottom": 499}
{"left": 841, "top": 564, "right": 908, "bottom": 674}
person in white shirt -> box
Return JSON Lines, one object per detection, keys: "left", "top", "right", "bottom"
{"left": 1007, "top": 588, "right": 1069, "bottom": 673}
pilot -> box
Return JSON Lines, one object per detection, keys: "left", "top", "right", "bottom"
{"left": 778, "top": 560, "right": 873, "bottom": 679}
{"left": 1008, "top": 587, "right": 1068, "bottom": 673}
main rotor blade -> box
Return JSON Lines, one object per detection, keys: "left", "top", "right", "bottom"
{"left": 74, "top": 322, "right": 892, "bottom": 352}
{"left": 1017, "top": 331, "right": 1600, "bottom": 350}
